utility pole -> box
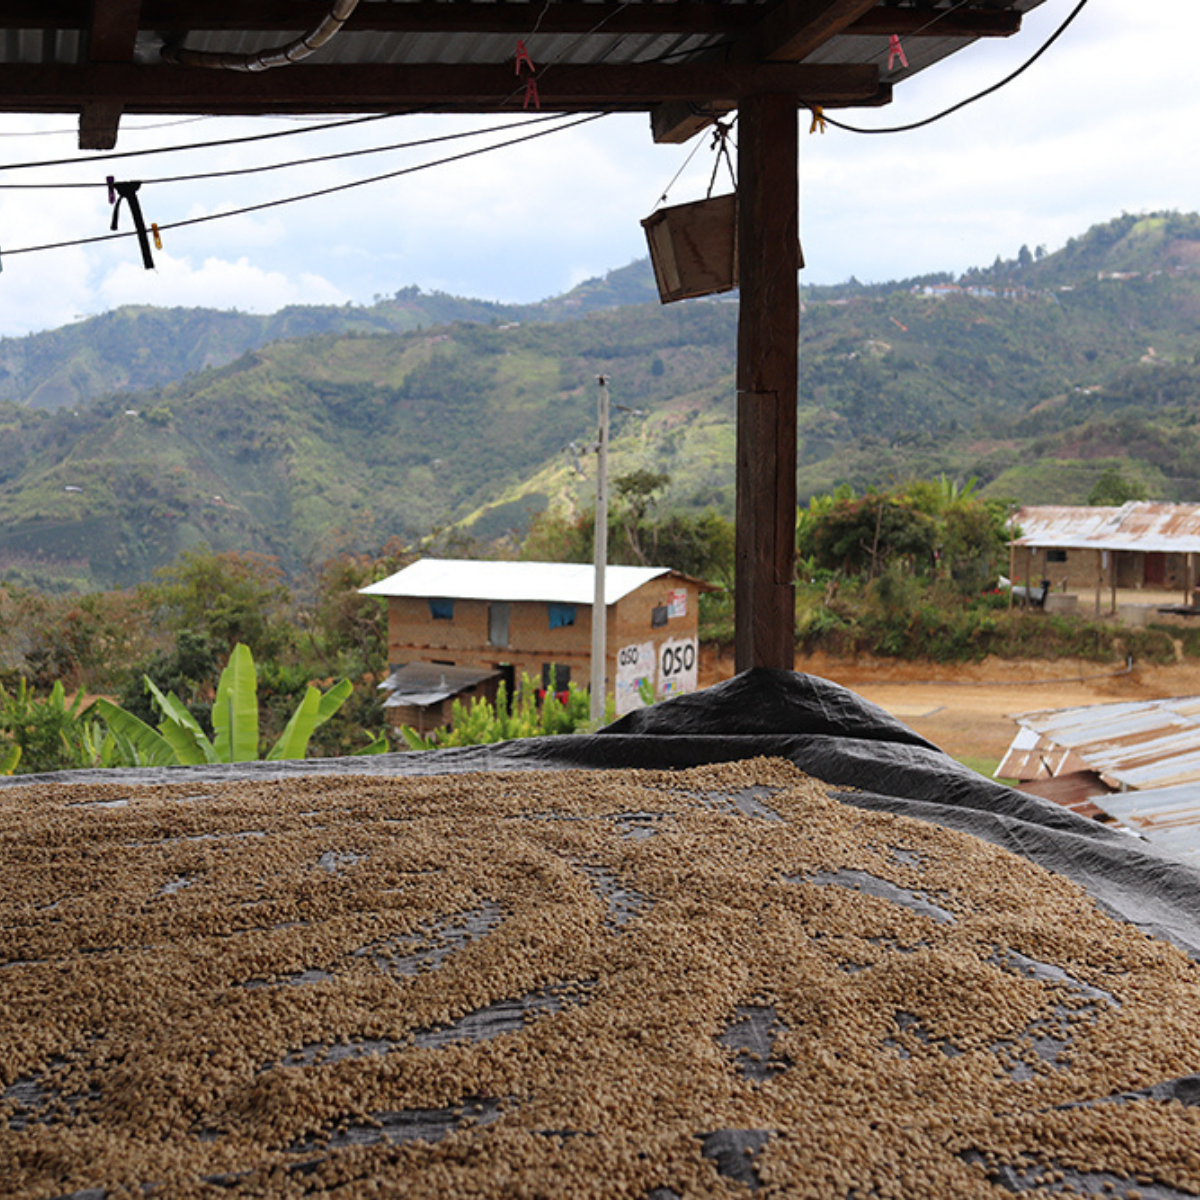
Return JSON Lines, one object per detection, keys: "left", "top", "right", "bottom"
{"left": 590, "top": 375, "right": 610, "bottom": 723}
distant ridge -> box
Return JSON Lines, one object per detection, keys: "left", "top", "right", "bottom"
{"left": 5, "top": 212, "right": 1200, "bottom": 591}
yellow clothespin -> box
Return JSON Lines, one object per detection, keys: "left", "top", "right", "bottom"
{"left": 809, "top": 106, "right": 827, "bottom": 135}
{"left": 151, "top": 223, "right": 163, "bottom": 251}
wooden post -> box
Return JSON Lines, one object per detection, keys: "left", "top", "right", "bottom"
{"left": 1095, "top": 549, "right": 1102, "bottom": 618}
{"left": 735, "top": 93, "right": 799, "bottom": 671}
{"left": 1110, "top": 550, "right": 1118, "bottom": 615}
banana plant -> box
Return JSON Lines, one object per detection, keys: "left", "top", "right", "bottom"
{"left": 94, "top": 643, "right": 381, "bottom": 765}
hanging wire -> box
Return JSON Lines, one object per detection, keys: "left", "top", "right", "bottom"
{"left": 704, "top": 118, "right": 737, "bottom": 198}
{"left": 818, "top": 0, "right": 1092, "bottom": 135}
{"left": 0, "top": 112, "right": 580, "bottom": 190}
{"left": 1, "top": 112, "right": 608, "bottom": 260}
{"left": 0, "top": 111, "right": 408, "bottom": 173}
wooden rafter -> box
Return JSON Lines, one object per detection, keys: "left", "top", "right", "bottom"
{"left": 746, "top": 0, "right": 882, "bottom": 62}
{"left": 81, "top": 0, "right": 142, "bottom": 149}
{"left": 0, "top": 61, "right": 883, "bottom": 114}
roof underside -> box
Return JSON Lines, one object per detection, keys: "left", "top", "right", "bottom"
{"left": 0, "top": 1, "right": 1045, "bottom": 148}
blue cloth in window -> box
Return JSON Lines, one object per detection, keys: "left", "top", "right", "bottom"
{"left": 429, "top": 598, "right": 454, "bottom": 621}
{"left": 548, "top": 603, "right": 576, "bottom": 629}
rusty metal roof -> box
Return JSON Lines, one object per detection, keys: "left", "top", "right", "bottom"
{"left": 1089, "top": 783, "right": 1200, "bottom": 862}
{"left": 1011, "top": 503, "right": 1200, "bottom": 554}
{"left": 1003, "top": 696, "right": 1200, "bottom": 793}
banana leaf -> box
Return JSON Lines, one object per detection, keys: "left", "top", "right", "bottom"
{"left": 212, "top": 644, "right": 259, "bottom": 763}
{"left": 93, "top": 699, "right": 180, "bottom": 768}
{"left": 266, "top": 678, "right": 353, "bottom": 761}
{"left": 144, "top": 677, "right": 216, "bottom": 765}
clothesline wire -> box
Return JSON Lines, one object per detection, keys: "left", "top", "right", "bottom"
{"left": 0, "top": 112, "right": 580, "bottom": 189}
{"left": 1, "top": 111, "right": 608, "bottom": 259}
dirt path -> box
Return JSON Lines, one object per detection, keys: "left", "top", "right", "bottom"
{"left": 700, "top": 647, "right": 1200, "bottom": 761}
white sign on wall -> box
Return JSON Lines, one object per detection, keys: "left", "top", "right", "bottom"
{"left": 668, "top": 588, "right": 687, "bottom": 619}
{"left": 615, "top": 640, "right": 656, "bottom": 716}
{"left": 657, "top": 636, "right": 698, "bottom": 699}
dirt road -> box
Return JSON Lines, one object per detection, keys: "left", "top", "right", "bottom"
{"left": 700, "top": 647, "right": 1200, "bottom": 762}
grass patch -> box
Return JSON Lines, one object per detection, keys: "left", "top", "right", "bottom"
{"left": 953, "top": 754, "right": 1018, "bottom": 787}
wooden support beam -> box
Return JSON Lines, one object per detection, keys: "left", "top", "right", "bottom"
{"left": 652, "top": 80, "right": 889, "bottom": 144}
{"left": 735, "top": 93, "right": 799, "bottom": 671}
{"left": 80, "top": 0, "right": 143, "bottom": 150}
{"left": 0, "top": 61, "right": 882, "bottom": 114}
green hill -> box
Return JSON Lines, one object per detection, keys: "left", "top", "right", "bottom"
{"left": 5, "top": 212, "right": 1200, "bottom": 591}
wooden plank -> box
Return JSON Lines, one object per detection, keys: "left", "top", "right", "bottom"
{"left": 0, "top": 61, "right": 881, "bottom": 112}
{"left": 80, "top": 0, "right": 143, "bottom": 150}
{"left": 849, "top": 8, "right": 1021, "bottom": 38}
{"left": 747, "top": 0, "right": 880, "bottom": 63}
{"left": 735, "top": 93, "right": 798, "bottom": 671}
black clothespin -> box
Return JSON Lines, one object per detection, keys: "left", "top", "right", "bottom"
{"left": 110, "top": 180, "right": 155, "bottom": 270}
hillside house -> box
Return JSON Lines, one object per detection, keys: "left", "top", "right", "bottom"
{"left": 361, "top": 559, "right": 713, "bottom": 726}
{"left": 1010, "top": 503, "right": 1200, "bottom": 614}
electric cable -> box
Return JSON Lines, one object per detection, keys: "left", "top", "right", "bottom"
{"left": 0, "top": 110, "right": 408, "bottom": 172}
{"left": 820, "top": 0, "right": 1092, "bottom": 134}
{"left": 0, "top": 112, "right": 580, "bottom": 189}
{"left": 1, "top": 111, "right": 608, "bottom": 260}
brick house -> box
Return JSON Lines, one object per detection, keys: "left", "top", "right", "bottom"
{"left": 361, "top": 558, "right": 713, "bottom": 724}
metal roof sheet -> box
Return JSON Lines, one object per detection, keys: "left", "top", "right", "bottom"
{"left": 379, "top": 661, "right": 500, "bottom": 708}
{"left": 1007, "top": 696, "right": 1200, "bottom": 792}
{"left": 1089, "top": 784, "right": 1200, "bottom": 861}
{"left": 361, "top": 557, "right": 690, "bottom": 605}
{"left": 1011, "top": 503, "right": 1200, "bottom": 554}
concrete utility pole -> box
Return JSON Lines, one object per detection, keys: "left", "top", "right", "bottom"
{"left": 590, "top": 375, "right": 610, "bottom": 723}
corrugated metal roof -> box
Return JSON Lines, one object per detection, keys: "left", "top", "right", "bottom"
{"left": 379, "top": 661, "right": 499, "bottom": 708}
{"left": 1011, "top": 503, "right": 1200, "bottom": 554}
{"left": 1005, "top": 696, "right": 1200, "bottom": 792}
{"left": 361, "top": 557, "right": 690, "bottom": 605}
{"left": 1089, "top": 783, "right": 1200, "bottom": 861}
{"left": 0, "top": 1, "right": 1046, "bottom": 85}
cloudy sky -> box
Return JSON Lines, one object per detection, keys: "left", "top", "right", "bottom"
{"left": 0, "top": 0, "right": 1194, "bottom": 337}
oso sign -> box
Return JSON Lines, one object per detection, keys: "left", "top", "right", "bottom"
{"left": 657, "top": 637, "right": 698, "bottom": 699}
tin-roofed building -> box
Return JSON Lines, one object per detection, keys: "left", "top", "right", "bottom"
{"left": 1010, "top": 503, "right": 1200, "bottom": 615}
{"left": 361, "top": 558, "right": 713, "bottom": 723}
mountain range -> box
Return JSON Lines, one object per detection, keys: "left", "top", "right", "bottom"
{"left": 3, "top": 209, "right": 1200, "bottom": 592}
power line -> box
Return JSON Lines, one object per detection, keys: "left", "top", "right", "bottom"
{"left": 0, "top": 112, "right": 580, "bottom": 190}
{"left": 1, "top": 112, "right": 608, "bottom": 260}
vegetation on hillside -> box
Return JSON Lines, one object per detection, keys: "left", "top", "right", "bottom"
{"left": 6, "top": 212, "right": 1200, "bottom": 591}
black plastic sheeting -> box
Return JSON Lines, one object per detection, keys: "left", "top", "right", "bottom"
{"left": 11, "top": 668, "right": 1199, "bottom": 962}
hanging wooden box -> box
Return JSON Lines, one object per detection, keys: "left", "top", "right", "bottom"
{"left": 642, "top": 192, "right": 738, "bottom": 304}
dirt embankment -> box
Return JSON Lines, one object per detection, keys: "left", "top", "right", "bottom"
{"left": 700, "top": 646, "right": 1200, "bottom": 760}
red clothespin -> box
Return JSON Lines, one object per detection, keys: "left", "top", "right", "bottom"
{"left": 151, "top": 223, "right": 163, "bottom": 251}
{"left": 809, "top": 106, "right": 827, "bottom": 135}
{"left": 107, "top": 175, "right": 116, "bottom": 205}
{"left": 523, "top": 75, "right": 540, "bottom": 110}
{"left": 515, "top": 39, "right": 535, "bottom": 76}
{"left": 888, "top": 34, "right": 908, "bottom": 70}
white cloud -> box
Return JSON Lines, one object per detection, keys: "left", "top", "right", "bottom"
{"left": 95, "top": 253, "right": 349, "bottom": 313}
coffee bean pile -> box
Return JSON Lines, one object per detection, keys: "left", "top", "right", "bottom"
{"left": 2, "top": 759, "right": 1199, "bottom": 1198}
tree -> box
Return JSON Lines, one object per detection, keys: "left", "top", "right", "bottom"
{"left": 144, "top": 547, "right": 294, "bottom": 660}
{"left": 1088, "top": 468, "right": 1146, "bottom": 507}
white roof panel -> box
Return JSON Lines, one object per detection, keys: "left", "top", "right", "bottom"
{"left": 361, "top": 558, "right": 679, "bottom": 606}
